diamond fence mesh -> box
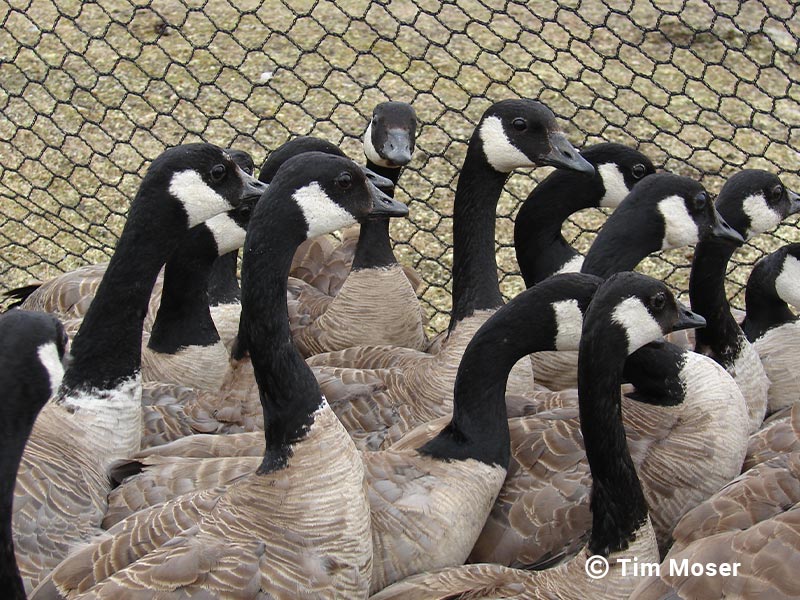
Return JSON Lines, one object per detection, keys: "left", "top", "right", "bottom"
{"left": 2, "top": 0, "right": 799, "bottom": 332}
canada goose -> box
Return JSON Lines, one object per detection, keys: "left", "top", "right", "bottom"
{"left": 287, "top": 101, "right": 429, "bottom": 356}
{"left": 514, "top": 142, "right": 655, "bottom": 286}
{"left": 534, "top": 172, "right": 744, "bottom": 391}
{"left": 6, "top": 148, "right": 259, "bottom": 328}
{"left": 367, "top": 272, "right": 707, "bottom": 600}
{"left": 0, "top": 310, "right": 68, "bottom": 599}
{"left": 630, "top": 451, "right": 800, "bottom": 599}
{"left": 32, "top": 151, "right": 409, "bottom": 599}
{"left": 742, "top": 243, "right": 800, "bottom": 415}
{"left": 689, "top": 170, "right": 800, "bottom": 432}
{"left": 743, "top": 402, "right": 799, "bottom": 472}
{"left": 300, "top": 98, "right": 595, "bottom": 449}
{"left": 103, "top": 273, "right": 605, "bottom": 593}
{"left": 139, "top": 200, "right": 256, "bottom": 390}
{"left": 11, "top": 143, "right": 266, "bottom": 592}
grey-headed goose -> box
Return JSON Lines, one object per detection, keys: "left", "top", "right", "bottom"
{"left": 514, "top": 141, "right": 655, "bottom": 286}
{"left": 742, "top": 243, "right": 800, "bottom": 416}
{"left": 689, "top": 170, "right": 800, "bottom": 432}
{"left": 11, "top": 143, "right": 265, "bottom": 592}
{"left": 32, "top": 152, "right": 409, "bottom": 599}
{"left": 533, "top": 172, "right": 744, "bottom": 391}
{"left": 368, "top": 272, "right": 707, "bottom": 600}
{"left": 0, "top": 310, "right": 69, "bottom": 599}
{"left": 103, "top": 273, "right": 604, "bottom": 594}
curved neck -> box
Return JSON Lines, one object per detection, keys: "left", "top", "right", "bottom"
{"left": 63, "top": 185, "right": 186, "bottom": 393}
{"left": 148, "top": 225, "right": 220, "bottom": 353}
{"left": 449, "top": 143, "right": 508, "bottom": 330}
{"left": 742, "top": 276, "right": 797, "bottom": 342}
{"left": 580, "top": 320, "right": 648, "bottom": 556}
{"left": 240, "top": 202, "right": 327, "bottom": 474}
{"left": 207, "top": 251, "right": 241, "bottom": 306}
{"left": 689, "top": 238, "right": 743, "bottom": 366}
{"left": 581, "top": 205, "right": 662, "bottom": 278}
{"left": 515, "top": 172, "right": 598, "bottom": 287}
{"left": 622, "top": 341, "right": 686, "bottom": 406}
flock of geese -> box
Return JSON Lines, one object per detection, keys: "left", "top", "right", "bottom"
{"left": 2, "top": 97, "right": 800, "bottom": 599}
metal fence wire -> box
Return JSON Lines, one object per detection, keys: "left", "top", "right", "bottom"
{"left": 2, "top": 0, "right": 799, "bottom": 332}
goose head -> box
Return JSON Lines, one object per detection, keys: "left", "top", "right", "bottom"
{"left": 750, "top": 243, "right": 800, "bottom": 311}
{"left": 715, "top": 169, "right": 800, "bottom": 240}
{"left": 157, "top": 143, "right": 267, "bottom": 228}
{"left": 476, "top": 98, "right": 594, "bottom": 174}
{"left": 259, "top": 136, "right": 395, "bottom": 194}
{"left": 584, "top": 142, "right": 656, "bottom": 208}
{"left": 364, "top": 101, "right": 417, "bottom": 168}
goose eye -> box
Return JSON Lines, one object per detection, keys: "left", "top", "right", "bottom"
{"left": 691, "top": 192, "right": 708, "bottom": 212}
{"left": 770, "top": 184, "right": 784, "bottom": 202}
{"left": 651, "top": 291, "right": 667, "bottom": 311}
{"left": 632, "top": 163, "right": 647, "bottom": 179}
{"left": 512, "top": 118, "right": 527, "bottom": 131}
{"left": 336, "top": 172, "right": 353, "bottom": 189}
{"left": 210, "top": 164, "right": 227, "bottom": 183}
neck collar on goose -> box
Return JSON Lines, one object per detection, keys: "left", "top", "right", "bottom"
{"left": 62, "top": 144, "right": 263, "bottom": 395}
{"left": 514, "top": 143, "right": 654, "bottom": 287}
{"left": 743, "top": 245, "right": 800, "bottom": 341}
{"left": 420, "top": 273, "right": 603, "bottom": 467}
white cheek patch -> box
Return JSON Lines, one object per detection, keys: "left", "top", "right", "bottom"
{"left": 169, "top": 170, "right": 232, "bottom": 227}
{"left": 363, "top": 121, "right": 391, "bottom": 167}
{"left": 658, "top": 195, "right": 700, "bottom": 250}
{"left": 479, "top": 116, "right": 535, "bottom": 173}
{"left": 205, "top": 212, "right": 247, "bottom": 255}
{"left": 775, "top": 254, "right": 800, "bottom": 308}
{"left": 553, "top": 299, "right": 584, "bottom": 351}
{"left": 293, "top": 182, "right": 357, "bottom": 239}
{"left": 743, "top": 193, "right": 781, "bottom": 238}
{"left": 37, "top": 342, "right": 64, "bottom": 397}
{"left": 598, "top": 163, "right": 630, "bottom": 208}
{"left": 612, "top": 297, "right": 664, "bottom": 355}
{"left": 555, "top": 254, "right": 584, "bottom": 275}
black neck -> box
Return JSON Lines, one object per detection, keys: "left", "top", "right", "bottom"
{"left": 352, "top": 161, "right": 401, "bottom": 271}
{"left": 207, "top": 251, "right": 241, "bottom": 306}
{"left": 449, "top": 143, "right": 508, "bottom": 330}
{"left": 0, "top": 384, "right": 48, "bottom": 598}
{"left": 689, "top": 238, "right": 744, "bottom": 366}
{"left": 148, "top": 225, "right": 220, "bottom": 353}
{"left": 63, "top": 184, "right": 187, "bottom": 393}
{"left": 580, "top": 317, "right": 649, "bottom": 556}
{"left": 742, "top": 274, "right": 798, "bottom": 342}
{"left": 421, "top": 275, "right": 600, "bottom": 467}
{"left": 515, "top": 171, "right": 600, "bottom": 287}
{"left": 623, "top": 341, "right": 686, "bottom": 407}
{"left": 240, "top": 201, "right": 326, "bottom": 474}
{"left": 581, "top": 205, "right": 663, "bottom": 278}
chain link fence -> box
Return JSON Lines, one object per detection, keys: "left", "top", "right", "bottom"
{"left": 2, "top": 0, "right": 799, "bottom": 332}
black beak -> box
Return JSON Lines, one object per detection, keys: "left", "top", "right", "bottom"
{"left": 710, "top": 209, "right": 745, "bottom": 244}
{"left": 361, "top": 167, "right": 395, "bottom": 195}
{"left": 381, "top": 129, "right": 413, "bottom": 166}
{"left": 786, "top": 189, "right": 800, "bottom": 216}
{"left": 367, "top": 181, "right": 409, "bottom": 218}
{"left": 542, "top": 133, "right": 595, "bottom": 175}
{"left": 240, "top": 169, "right": 269, "bottom": 203}
{"left": 671, "top": 302, "right": 706, "bottom": 332}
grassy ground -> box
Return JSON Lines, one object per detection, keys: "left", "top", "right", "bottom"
{"left": 2, "top": 0, "right": 798, "bottom": 330}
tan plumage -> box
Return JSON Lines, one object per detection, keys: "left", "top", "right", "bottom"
{"left": 38, "top": 405, "right": 373, "bottom": 599}
{"left": 743, "top": 401, "right": 799, "bottom": 472}
{"left": 11, "top": 263, "right": 109, "bottom": 320}
{"left": 369, "top": 524, "right": 660, "bottom": 600}
{"left": 753, "top": 322, "right": 800, "bottom": 415}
